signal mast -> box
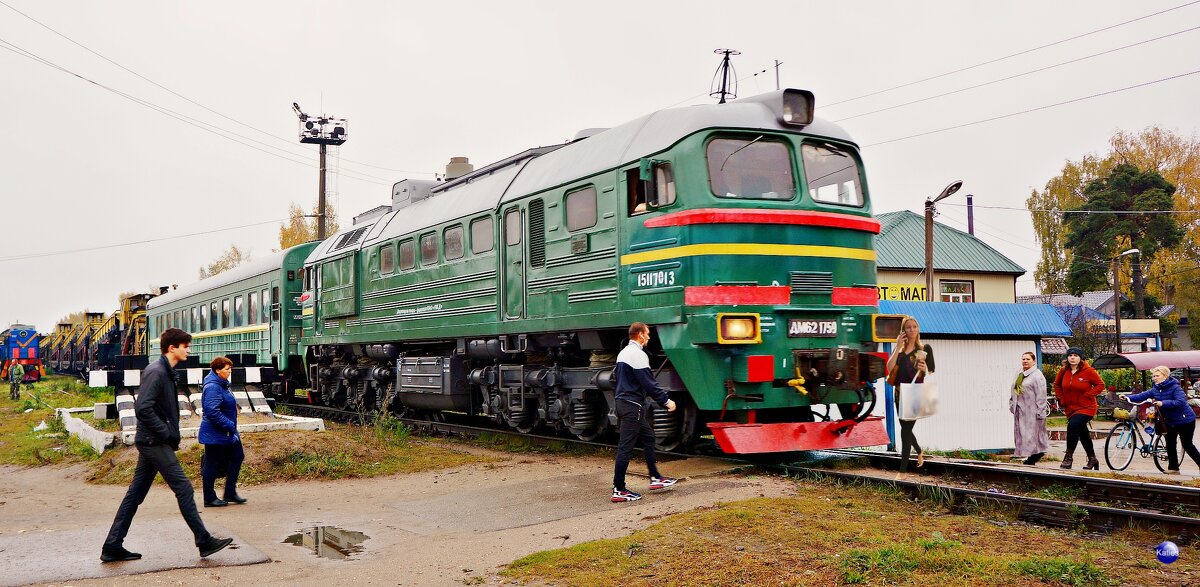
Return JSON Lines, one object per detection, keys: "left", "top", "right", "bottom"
{"left": 292, "top": 103, "right": 348, "bottom": 240}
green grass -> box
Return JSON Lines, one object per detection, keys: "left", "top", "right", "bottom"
{"left": 0, "top": 375, "right": 110, "bottom": 466}
{"left": 1013, "top": 556, "right": 1115, "bottom": 586}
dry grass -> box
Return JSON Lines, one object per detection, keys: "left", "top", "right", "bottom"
{"left": 504, "top": 478, "right": 1199, "bottom": 586}
{"left": 87, "top": 420, "right": 494, "bottom": 486}
{"left": 0, "top": 375, "right": 110, "bottom": 466}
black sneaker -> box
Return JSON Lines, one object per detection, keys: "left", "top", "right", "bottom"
{"left": 204, "top": 498, "right": 229, "bottom": 507}
{"left": 100, "top": 546, "right": 142, "bottom": 562}
{"left": 199, "top": 537, "right": 234, "bottom": 558}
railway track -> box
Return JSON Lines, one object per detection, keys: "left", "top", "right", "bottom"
{"left": 279, "top": 402, "right": 1200, "bottom": 540}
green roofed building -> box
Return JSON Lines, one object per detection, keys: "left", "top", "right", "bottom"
{"left": 874, "top": 210, "right": 1026, "bottom": 303}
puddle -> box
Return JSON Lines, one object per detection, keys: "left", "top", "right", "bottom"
{"left": 283, "top": 526, "right": 369, "bottom": 560}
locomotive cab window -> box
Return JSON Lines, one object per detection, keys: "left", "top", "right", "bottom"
{"left": 444, "top": 225, "right": 464, "bottom": 260}
{"left": 380, "top": 244, "right": 396, "bottom": 274}
{"left": 625, "top": 163, "right": 676, "bottom": 215}
{"left": 706, "top": 136, "right": 795, "bottom": 200}
{"left": 505, "top": 209, "right": 521, "bottom": 246}
{"left": 398, "top": 239, "right": 416, "bottom": 270}
{"left": 420, "top": 233, "right": 438, "bottom": 265}
{"left": 565, "top": 186, "right": 597, "bottom": 231}
{"left": 470, "top": 217, "right": 493, "bottom": 254}
{"left": 801, "top": 142, "right": 863, "bottom": 207}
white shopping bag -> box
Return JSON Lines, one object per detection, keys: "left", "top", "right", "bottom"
{"left": 899, "top": 372, "right": 938, "bottom": 421}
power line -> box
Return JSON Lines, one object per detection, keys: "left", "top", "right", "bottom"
{"left": 821, "top": 0, "right": 1200, "bottom": 109}
{"left": 0, "top": 219, "right": 288, "bottom": 264}
{"left": 863, "top": 68, "right": 1200, "bottom": 148}
{"left": 942, "top": 202, "right": 1200, "bottom": 215}
{"left": 0, "top": 38, "right": 393, "bottom": 187}
{"left": 834, "top": 25, "right": 1200, "bottom": 123}
{"left": 0, "top": 0, "right": 433, "bottom": 177}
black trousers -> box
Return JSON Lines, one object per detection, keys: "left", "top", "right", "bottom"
{"left": 899, "top": 419, "right": 922, "bottom": 472}
{"left": 202, "top": 441, "right": 245, "bottom": 503}
{"left": 1065, "top": 414, "right": 1095, "bottom": 458}
{"left": 103, "top": 443, "right": 212, "bottom": 549}
{"left": 1165, "top": 421, "right": 1200, "bottom": 471}
{"left": 612, "top": 400, "right": 661, "bottom": 490}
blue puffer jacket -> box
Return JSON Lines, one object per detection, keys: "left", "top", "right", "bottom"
{"left": 1128, "top": 376, "right": 1196, "bottom": 427}
{"left": 198, "top": 370, "right": 239, "bottom": 445}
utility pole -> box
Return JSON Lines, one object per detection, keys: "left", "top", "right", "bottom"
{"left": 774, "top": 60, "right": 782, "bottom": 90}
{"left": 710, "top": 48, "right": 740, "bottom": 104}
{"left": 293, "top": 102, "right": 348, "bottom": 240}
{"left": 924, "top": 181, "right": 964, "bottom": 302}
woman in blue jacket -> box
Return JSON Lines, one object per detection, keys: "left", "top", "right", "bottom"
{"left": 1127, "top": 365, "right": 1200, "bottom": 474}
{"left": 199, "top": 357, "right": 246, "bottom": 506}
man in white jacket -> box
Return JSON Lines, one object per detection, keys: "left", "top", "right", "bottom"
{"left": 611, "top": 322, "right": 678, "bottom": 502}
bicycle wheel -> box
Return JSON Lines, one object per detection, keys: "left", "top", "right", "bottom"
{"left": 1105, "top": 422, "right": 1136, "bottom": 471}
{"left": 1153, "top": 434, "right": 1170, "bottom": 473}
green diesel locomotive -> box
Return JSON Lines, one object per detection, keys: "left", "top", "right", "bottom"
{"left": 298, "top": 89, "right": 897, "bottom": 453}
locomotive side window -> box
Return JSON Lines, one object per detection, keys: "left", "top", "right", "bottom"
{"left": 444, "top": 225, "right": 464, "bottom": 260}
{"left": 505, "top": 209, "right": 521, "bottom": 246}
{"left": 234, "top": 296, "right": 245, "bottom": 327}
{"left": 565, "top": 187, "right": 597, "bottom": 231}
{"left": 248, "top": 293, "right": 258, "bottom": 325}
{"left": 420, "top": 233, "right": 438, "bottom": 265}
{"left": 210, "top": 302, "right": 218, "bottom": 330}
{"left": 626, "top": 163, "right": 676, "bottom": 215}
{"left": 471, "top": 217, "right": 494, "bottom": 254}
{"left": 398, "top": 240, "right": 416, "bottom": 270}
{"left": 801, "top": 142, "right": 863, "bottom": 207}
{"left": 706, "top": 137, "right": 795, "bottom": 200}
{"left": 380, "top": 244, "right": 396, "bottom": 274}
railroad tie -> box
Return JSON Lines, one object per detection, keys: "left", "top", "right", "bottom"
{"left": 245, "top": 388, "right": 272, "bottom": 414}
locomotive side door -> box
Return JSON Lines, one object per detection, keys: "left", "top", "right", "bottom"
{"left": 502, "top": 206, "right": 525, "bottom": 320}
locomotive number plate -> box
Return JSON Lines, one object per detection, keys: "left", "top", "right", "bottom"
{"left": 787, "top": 319, "right": 838, "bottom": 337}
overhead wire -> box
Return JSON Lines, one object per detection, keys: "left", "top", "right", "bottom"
{"left": 0, "top": 0, "right": 433, "bottom": 176}
{"left": 820, "top": 0, "right": 1200, "bottom": 109}
{"left": 0, "top": 219, "right": 288, "bottom": 264}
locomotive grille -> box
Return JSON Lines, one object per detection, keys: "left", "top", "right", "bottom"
{"left": 789, "top": 271, "right": 833, "bottom": 294}
{"left": 529, "top": 199, "right": 546, "bottom": 268}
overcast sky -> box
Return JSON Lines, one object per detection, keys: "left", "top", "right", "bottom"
{"left": 2, "top": 0, "right": 1198, "bottom": 331}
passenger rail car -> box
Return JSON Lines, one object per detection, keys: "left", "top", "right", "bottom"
{"left": 2, "top": 324, "right": 43, "bottom": 384}
{"left": 300, "top": 89, "right": 897, "bottom": 453}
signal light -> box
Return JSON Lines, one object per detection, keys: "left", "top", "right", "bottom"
{"left": 717, "top": 313, "right": 761, "bottom": 344}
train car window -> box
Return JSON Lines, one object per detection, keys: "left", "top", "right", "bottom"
{"left": 444, "top": 225, "right": 464, "bottom": 260}
{"left": 801, "top": 142, "right": 863, "bottom": 207}
{"left": 200, "top": 305, "right": 209, "bottom": 332}
{"left": 210, "top": 302, "right": 219, "bottom": 330}
{"left": 565, "top": 187, "right": 597, "bottom": 231}
{"left": 470, "top": 217, "right": 494, "bottom": 254}
{"left": 261, "top": 289, "right": 269, "bottom": 323}
{"left": 222, "top": 299, "right": 231, "bottom": 328}
{"left": 380, "top": 244, "right": 396, "bottom": 274}
{"left": 505, "top": 209, "right": 521, "bottom": 246}
{"left": 706, "top": 137, "right": 795, "bottom": 200}
{"left": 420, "top": 233, "right": 438, "bottom": 265}
{"left": 234, "top": 296, "right": 245, "bottom": 327}
{"left": 303, "top": 267, "right": 312, "bottom": 290}
{"left": 248, "top": 293, "right": 258, "bottom": 325}
{"left": 398, "top": 240, "right": 416, "bottom": 270}
{"left": 271, "top": 287, "right": 280, "bottom": 321}
{"left": 192, "top": 308, "right": 199, "bottom": 331}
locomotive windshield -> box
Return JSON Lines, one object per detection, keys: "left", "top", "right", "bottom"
{"left": 801, "top": 142, "right": 863, "bottom": 207}
{"left": 706, "top": 137, "right": 795, "bottom": 200}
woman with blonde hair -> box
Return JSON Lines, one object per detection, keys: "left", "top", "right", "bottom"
{"left": 885, "top": 317, "right": 934, "bottom": 473}
{"left": 1010, "top": 352, "right": 1049, "bottom": 465}
{"left": 1127, "top": 365, "right": 1200, "bottom": 474}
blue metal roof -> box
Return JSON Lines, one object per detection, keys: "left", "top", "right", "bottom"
{"left": 879, "top": 301, "right": 1072, "bottom": 337}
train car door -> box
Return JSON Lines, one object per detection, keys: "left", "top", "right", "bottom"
{"left": 502, "top": 206, "right": 525, "bottom": 319}
{"left": 270, "top": 279, "right": 282, "bottom": 359}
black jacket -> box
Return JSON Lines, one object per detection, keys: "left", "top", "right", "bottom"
{"left": 134, "top": 355, "right": 181, "bottom": 449}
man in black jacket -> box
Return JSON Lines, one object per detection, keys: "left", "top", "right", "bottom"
{"left": 101, "top": 328, "right": 233, "bottom": 562}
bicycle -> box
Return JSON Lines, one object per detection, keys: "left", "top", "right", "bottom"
{"left": 1104, "top": 398, "right": 1170, "bottom": 472}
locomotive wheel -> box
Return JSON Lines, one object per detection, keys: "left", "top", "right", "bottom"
{"left": 570, "top": 420, "right": 608, "bottom": 442}
{"left": 654, "top": 401, "right": 698, "bottom": 453}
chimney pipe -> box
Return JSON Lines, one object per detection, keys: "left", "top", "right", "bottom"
{"left": 966, "top": 194, "right": 974, "bottom": 235}
{"left": 445, "top": 157, "right": 473, "bottom": 181}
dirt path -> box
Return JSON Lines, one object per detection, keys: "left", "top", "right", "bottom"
{"left": 0, "top": 446, "right": 793, "bottom": 586}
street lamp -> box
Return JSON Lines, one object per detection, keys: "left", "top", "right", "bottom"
{"left": 1112, "top": 248, "right": 1140, "bottom": 353}
{"left": 925, "top": 180, "right": 963, "bottom": 302}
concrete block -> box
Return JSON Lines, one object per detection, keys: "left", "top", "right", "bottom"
{"left": 93, "top": 403, "right": 116, "bottom": 420}
{"left": 56, "top": 408, "right": 115, "bottom": 454}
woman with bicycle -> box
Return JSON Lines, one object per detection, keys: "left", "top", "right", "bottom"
{"left": 1010, "top": 352, "right": 1048, "bottom": 465}
{"left": 1053, "top": 348, "right": 1105, "bottom": 470}
{"left": 1127, "top": 365, "right": 1200, "bottom": 474}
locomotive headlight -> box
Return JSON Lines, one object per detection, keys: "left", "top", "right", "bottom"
{"left": 717, "top": 313, "right": 761, "bottom": 344}
{"left": 780, "top": 89, "right": 815, "bottom": 126}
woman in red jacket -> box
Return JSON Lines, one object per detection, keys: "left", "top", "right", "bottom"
{"left": 1053, "top": 347, "right": 1106, "bottom": 469}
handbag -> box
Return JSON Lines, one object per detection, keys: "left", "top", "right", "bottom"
{"left": 899, "top": 371, "right": 939, "bottom": 421}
